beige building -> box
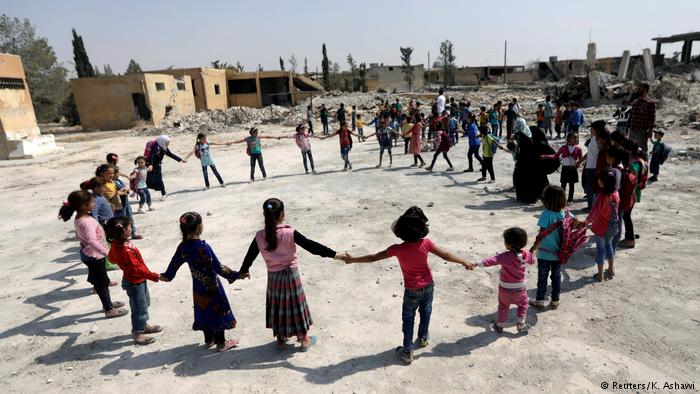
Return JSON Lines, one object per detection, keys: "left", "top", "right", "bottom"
{"left": 149, "top": 67, "right": 227, "bottom": 112}
{"left": 366, "top": 64, "right": 425, "bottom": 91}
{"left": 70, "top": 73, "right": 196, "bottom": 131}
{"left": 0, "top": 53, "right": 59, "bottom": 159}
{"left": 226, "top": 70, "right": 322, "bottom": 109}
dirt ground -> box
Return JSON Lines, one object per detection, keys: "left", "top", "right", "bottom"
{"left": 0, "top": 123, "right": 698, "bottom": 393}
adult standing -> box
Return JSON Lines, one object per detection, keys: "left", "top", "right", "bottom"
{"left": 436, "top": 89, "right": 446, "bottom": 115}
{"left": 511, "top": 98, "right": 522, "bottom": 115}
{"left": 336, "top": 103, "right": 347, "bottom": 126}
{"left": 626, "top": 83, "right": 656, "bottom": 154}
{"left": 145, "top": 135, "right": 186, "bottom": 200}
{"left": 543, "top": 95, "right": 553, "bottom": 137}
{"left": 513, "top": 124, "right": 553, "bottom": 204}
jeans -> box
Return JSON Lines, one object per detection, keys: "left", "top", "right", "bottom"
{"left": 204, "top": 329, "right": 226, "bottom": 346}
{"left": 623, "top": 206, "right": 634, "bottom": 241}
{"left": 583, "top": 168, "right": 596, "bottom": 209}
{"left": 301, "top": 149, "right": 315, "bottom": 172}
{"left": 594, "top": 235, "right": 615, "bottom": 264}
{"left": 544, "top": 116, "right": 552, "bottom": 135}
{"left": 429, "top": 151, "right": 453, "bottom": 169}
{"left": 137, "top": 188, "right": 151, "bottom": 208}
{"left": 481, "top": 157, "right": 495, "bottom": 180}
{"left": 250, "top": 153, "right": 266, "bottom": 180}
{"left": 122, "top": 280, "right": 150, "bottom": 333}
{"left": 358, "top": 127, "right": 364, "bottom": 138}
{"left": 340, "top": 146, "right": 352, "bottom": 169}
{"left": 613, "top": 206, "right": 623, "bottom": 250}
{"left": 535, "top": 259, "right": 561, "bottom": 302}
{"left": 202, "top": 165, "right": 224, "bottom": 187}
{"left": 467, "top": 145, "right": 483, "bottom": 170}
{"left": 322, "top": 121, "right": 329, "bottom": 134}
{"left": 402, "top": 282, "right": 434, "bottom": 352}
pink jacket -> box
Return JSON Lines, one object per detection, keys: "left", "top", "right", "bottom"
{"left": 479, "top": 249, "right": 536, "bottom": 289}
{"left": 75, "top": 216, "right": 109, "bottom": 259}
{"left": 255, "top": 224, "right": 299, "bottom": 272}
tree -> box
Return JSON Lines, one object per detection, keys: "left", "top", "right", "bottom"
{"left": 332, "top": 62, "right": 340, "bottom": 74}
{"left": 71, "top": 28, "right": 95, "bottom": 78}
{"left": 400, "top": 46, "right": 415, "bottom": 91}
{"left": 347, "top": 53, "right": 357, "bottom": 91}
{"left": 257, "top": 64, "right": 264, "bottom": 72}
{"left": 125, "top": 59, "right": 142, "bottom": 74}
{"left": 0, "top": 15, "right": 70, "bottom": 122}
{"left": 358, "top": 62, "right": 367, "bottom": 92}
{"left": 321, "top": 43, "right": 330, "bottom": 90}
{"left": 289, "top": 54, "right": 297, "bottom": 73}
{"left": 438, "top": 40, "right": 456, "bottom": 87}
{"left": 235, "top": 61, "right": 244, "bottom": 72}
{"left": 93, "top": 65, "right": 101, "bottom": 77}
{"left": 103, "top": 64, "right": 114, "bottom": 76}
{"left": 279, "top": 56, "right": 285, "bottom": 71}
{"left": 304, "top": 57, "right": 308, "bottom": 75}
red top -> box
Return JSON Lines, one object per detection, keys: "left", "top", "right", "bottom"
{"left": 589, "top": 192, "right": 620, "bottom": 236}
{"left": 338, "top": 129, "right": 351, "bottom": 147}
{"left": 108, "top": 242, "right": 160, "bottom": 284}
{"left": 437, "top": 130, "right": 451, "bottom": 152}
{"left": 387, "top": 238, "right": 435, "bottom": 291}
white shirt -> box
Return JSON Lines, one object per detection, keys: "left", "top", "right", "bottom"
{"left": 584, "top": 138, "right": 598, "bottom": 169}
{"left": 561, "top": 145, "right": 577, "bottom": 167}
{"left": 512, "top": 102, "right": 521, "bottom": 114}
{"left": 436, "top": 95, "right": 446, "bottom": 114}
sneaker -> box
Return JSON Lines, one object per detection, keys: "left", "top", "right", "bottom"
{"left": 476, "top": 177, "right": 486, "bottom": 181}
{"left": 648, "top": 175, "right": 658, "bottom": 183}
{"left": 492, "top": 322, "right": 504, "bottom": 333}
{"left": 618, "top": 239, "right": 635, "bottom": 249}
{"left": 425, "top": 166, "right": 433, "bottom": 172}
{"left": 220, "top": 183, "right": 226, "bottom": 188}
{"left": 305, "top": 170, "right": 310, "bottom": 174}
{"left": 203, "top": 187, "right": 209, "bottom": 191}
{"left": 416, "top": 338, "right": 429, "bottom": 348}
{"left": 148, "top": 206, "right": 155, "bottom": 211}
{"left": 395, "top": 346, "right": 414, "bottom": 364}
{"left": 517, "top": 323, "right": 530, "bottom": 333}
{"left": 136, "top": 208, "right": 145, "bottom": 214}
{"left": 446, "top": 167, "right": 454, "bottom": 172}
{"left": 418, "top": 163, "right": 425, "bottom": 168}
{"left": 530, "top": 300, "right": 547, "bottom": 311}
{"left": 488, "top": 179, "right": 495, "bottom": 183}
{"left": 410, "top": 163, "right": 418, "bottom": 167}
{"left": 463, "top": 168, "right": 474, "bottom": 172}
{"left": 549, "top": 300, "right": 560, "bottom": 310}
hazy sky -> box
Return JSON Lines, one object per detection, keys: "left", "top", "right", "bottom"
{"left": 4, "top": 0, "right": 699, "bottom": 76}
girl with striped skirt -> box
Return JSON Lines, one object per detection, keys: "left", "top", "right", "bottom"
{"left": 239, "top": 198, "right": 346, "bottom": 351}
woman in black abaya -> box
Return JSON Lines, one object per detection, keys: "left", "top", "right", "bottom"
{"left": 513, "top": 125, "right": 557, "bottom": 204}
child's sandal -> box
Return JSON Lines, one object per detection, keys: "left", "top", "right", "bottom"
{"left": 143, "top": 325, "right": 162, "bottom": 334}
{"left": 593, "top": 273, "right": 603, "bottom": 282}
{"left": 216, "top": 338, "right": 240, "bottom": 352}
{"left": 492, "top": 322, "right": 504, "bottom": 333}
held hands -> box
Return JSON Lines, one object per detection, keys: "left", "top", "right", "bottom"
{"left": 239, "top": 272, "right": 251, "bottom": 280}
{"left": 334, "top": 252, "right": 354, "bottom": 264}
{"left": 462, "top": 261, "right": 476, "bottom": 270}
{"left": 158, "top": 274, "right": 170, "bottom": 282}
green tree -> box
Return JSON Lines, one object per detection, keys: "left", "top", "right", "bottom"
{"left": 321, "top": 43, "right": 330, "bottom": 90}
{"left": 279, "top": 56, "right": 285, "bottom": 71}
{"left": 0, "top": 15, "right": 70, "bottom": 122}
{"left": 125, "top": 59, "right": 142, "bottom": 74}
{"left": 438, "top": 40, "right": 456, "bottom": 87}
{"left": 347, "top": 53, "right": 357, "bottom": 91}
{"left": 400, "top": 47, "right": 415, "bottom": 91}
{"left": 304, "top": 57, "right": 308, "bottom": 75}
{"left": 102, "top": 64, "right": 114, "bottom": 76}
{"left": 71, "top": 28, "right": 95, "bottom": 78}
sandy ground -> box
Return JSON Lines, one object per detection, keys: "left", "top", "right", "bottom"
{"left": 0, "top": 124, "right": 698, "bottom": 393}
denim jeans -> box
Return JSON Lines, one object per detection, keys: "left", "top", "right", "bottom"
{"left": 594, "top": 235, "right": 615, "bottom": 264}
{"left": 301, "top": 149, "right": 315, "bottom": 172}
{"left": 122, "top": 280, "right": 150, "bottom": 333}
{"left": 340, "top": 146, "right": 351, "bottom": 169}
{"left": 137, "top": 188, "right": 151, "bottom": 208}
{"left": 202, "top": 165, "right": 224, "bottom": 187}
{"left": 535, "top": 259, "right": 561, "bottom": 302}
{"left": 250, "top": 153, "right": 266, "bottom": 180}
{"left": 402, "top": 282, "right": 434, "bottom": 352}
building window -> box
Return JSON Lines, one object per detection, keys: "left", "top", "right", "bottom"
{"left": 176, "top": 82, "right": 186, "bottom": 91}
{"left": 155, "top": 82, "right": 166, "bottom": 91}
{"left": 388, "top": 67, "right": 394, "bottom": 71}
{"left": 214, "top": 84, "right": 221, "bottom": 95}
{"left": 0, "top": 77, "right": 25, "bottom": 90}
{"left": 228, "top": 79, "right": 257, "bottom": 94}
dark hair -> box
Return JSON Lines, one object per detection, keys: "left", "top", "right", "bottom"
{"left": 438, "top": 89, "right": 444, "bottom": 94}
{"left": 95, "top": 163, "right": 114, "bottom": 178}
{"left": 638, "top": 82, "right": 650, "bottom": 92}
{"left": 593, "top": 122, "right": 610, "bottom": 142}
{"left": 106, "top": 153, "right": 119, "bottom": 164}
{"left": 196, "top": 133, "right": 206, "bottom": 143}
{"left": 503, "top": 227, "right": 528, "bottom": 251}
{"left": 58, "top": 190, "right": 92, "bottom": 222}
{"left": 545, "top": 95, "right": 551, "bottom": 100}
{"left": 392, "top": 206, "right": 429, "bottom": 242}
{"left": 81, "top": 176, "right": 106, "bottom": 191}
{"left": 340, "top": 121, "right": 348, "bottom": 129}
{"left": 607, "top": 145, "right": 627, "bottom": 166}
{"left": 611, "top": 130, "right": 627, "bottom": 145}
{"left": 104, "top": 216, "right": 132, "bottom": 243}
{"left": 599, "top": 169, "right": 617, "bottom": 195}
{"left": 478, "top": 125, "right": 489, "bottom": 134}
{"left": 262, "top": 198, "right": 284, "bottom": 250}
{"left": 480, "top": 106, "right": 486, "bottom": 111}
{"left": 621, "top": 139, "right": 648, "bottom": 161}
{"left": 249, "top": 127, "right": 258, "bottom": 135}
{"left": 179, "top": 211, "right": 202, "bottom": 242}
{"left": 566, "top": 131, "right": 578, "bottom": 143}
{"left": 134, "top": 155, "right": 147, "bottom": 165}
{"left": 541, "top": 185, "right": 567, "bottom": 211}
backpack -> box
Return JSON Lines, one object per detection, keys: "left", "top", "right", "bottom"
{"left": 129, "top": 169, "right": 139, "bottom": 192}
{"left": 144, "top": 139, "right": 157, "bottom": 158}
{"left": 533, "top": 210, "right": 588, "bottom": 264}
{"left": 620, "top": 166, "right": 638, "bottom": 212}
{"left": 632, "top": 158, "right": 649, "bottom": 191}
{"left": 194, "top": 143, "right": 202, "bottom": 159}
{"left": 659, "top": 144, "right": 672, "bottom": 164}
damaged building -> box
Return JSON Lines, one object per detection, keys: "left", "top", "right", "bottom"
{"left": 226, "top": 70, "right": 322, "bottom": 108}
{"left": 366, "top": 64, "right": 425, "bottom": 91}
{"left": 70, "top": 72, "right": 196, "bottom": 131}
{"left": 0, "top": 53, "right": 60, "bottom": 160}
{"left": 149, "top": 67, "right": 228, "bottom": 112}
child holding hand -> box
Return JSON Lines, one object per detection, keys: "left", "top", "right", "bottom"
{"left": 343, "top": 206, "right": 474, "bottom": 365}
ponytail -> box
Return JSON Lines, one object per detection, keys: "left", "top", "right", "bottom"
{"left": 179, "top": 212, "right": 202, "bottom": 242}
{"left": 262, "top": 198, "right": 284, "bottom": 251}
{"left": 58, "top": 190, "right": 92, "bottom": 222}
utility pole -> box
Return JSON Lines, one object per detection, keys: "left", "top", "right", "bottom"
{"left": 427, "top": 51, "right": 431, "bottom": 88}
{"left": 503, "top": 40, "right": 508, "bottom": 85}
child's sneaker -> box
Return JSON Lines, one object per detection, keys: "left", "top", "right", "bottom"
{"left": 395, "top": 346, "right": 414, "bottom": 364}
{"left": 417, "top": 337, "right": 429, "bottom": 348}
{"left": 220, "top": 183, "right": 226, "bottom": 188}
{"left": 517, "top": 322, "right": 531, "bottom": 333}
{"left": 492, "top": 322, "right": 504, "bottom": 333}
{"left": 136, "top": 208, "right": 145, "bottom": 214}
{"left": 530, "top": 300, "right": 547, "bottom": 311}
{"left": 549, "top": 300, "right": 560, "bottom": 310}
{"left": 446, "top": 167, "right": 454, "bottom": 172}
{"left": 148, "top": 206, "right": 155, "bottom": 211}
{"left": 476, "top": 177, "right": 486, "bottom": 181}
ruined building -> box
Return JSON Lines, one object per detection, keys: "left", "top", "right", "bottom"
{"left": 0, "top": 53, "right": 60, "bottom": 160}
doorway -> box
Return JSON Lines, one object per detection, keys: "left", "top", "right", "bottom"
{"left": 132, "top": 93, "right": 152, "bottom": 121}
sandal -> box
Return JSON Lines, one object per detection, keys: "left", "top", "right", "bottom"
{"left": 133, "top": 334, "right": 156, "bottom": 345}
{"left": 593, "top": 273, "right": 603, "bottom": 282}
{"left": 216, "top": 338, "right": 240, "bottom": 352}
{"left": 300, "top": 335, "right": 318, "bottom": 352}
{"left": 492, "top": 322, "right": 504, "bottom": 333}
{"left": 104, "top": 308, "right": 128, "bottom": 319}
{"left": 276, "top": 337, "right": 290, "bottom": 350}
{"left": 111, "top": 301, "right": 125, "bottom": 309}
{"left": 143, "top": 325, "right": 163, "bottom": 334}
{"left": 204, "top": 341, "right": 215, "bottom": 349}
{"left": 604, "top": 269, "right": 615, "bottom": 280}
{"left": 517, "top": 323, "right": 530, "bottom": 333}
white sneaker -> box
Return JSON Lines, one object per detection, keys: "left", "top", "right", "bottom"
{"left": 148, "top": 206, "right": 155, "bottom": 211}
{"left": 137, "top": 208, "right": 145, "bottom": 214}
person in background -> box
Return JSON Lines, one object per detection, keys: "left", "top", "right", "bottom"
{"left": 543, "top": 95, "right": 553, "bottom": 137}
{"left": 351, "top": 105, "right": 357, "bottom": 131}
{"left": 649, "top": 128, "right": 669, "bottom": 183}
{"left": 554, "top": 102, "right": 564, "bottom": 139}
{"left": 320, "top": 104, "right": 330, "bottom": 135}
{"left": 536, "top": 104, "right": 545, "bottom": 131}
{"left": 306, "top": 105, "right": 314, "bottom": 135}
{"left": 613, "top": 100, "right": 630, "bottom": 133}
{"left": 626, "top": 82, "right": 656, "bottom": 154}
{"left": 436, "top": 89, "right": 446, "bottom": 114}
{"left": 569, "top": 102, "right": 584, "bottom": 132}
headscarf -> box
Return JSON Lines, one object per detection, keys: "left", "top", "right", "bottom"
{"left": 157, "top": 135, "right": 171, "bottom": 149}
{"left": 512, "top": 116, "right": 531, "bottom": 139}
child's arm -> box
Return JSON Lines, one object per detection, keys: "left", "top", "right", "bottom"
{"left": 160, "top": 246, "right": 185, "bottom": 282}
{"left": 209, "top": 245, "right": 240, "bottom": 284}
{"left": 183, "top": 148, "right": 195, "bottom": 161}
{"left": 345, "top": 249, "right": 390, "bottom": 264}
{"left": 430, "top": 245, "right": 476, "bottom": 270}
{"left": 238, "top": 238, "right": 259, "bottom": 277}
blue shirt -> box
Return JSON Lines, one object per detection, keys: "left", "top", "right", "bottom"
{"left": 537, "top": 209, "right": 574, "bottom": 261}
{"left": 570, "top": 109, "right": 584, "bottom": 126}
{"left": 448, "top": 118, "right": 458, "bottom": 131}
{"left": 91, "top": 194, "right": 114, "bottom": 225}
{"left": 467, "top": 123, "right": 481, "bottom": 147}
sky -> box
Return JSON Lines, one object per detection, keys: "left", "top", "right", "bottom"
{"left": 4, "top": 0, "right": 700, "bottom": 77}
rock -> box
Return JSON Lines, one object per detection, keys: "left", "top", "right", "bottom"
{"left": 46, "top": 379, "right": 53, "bottom": 384}
{"left": 206, "top": 211, "right": 213, "bottom": 216}
{"left": 89, "top": 324, "right": 98, "bottom": 334}
{"left": 427, "top": 202, "right": 434, "bottom": 207}
{"left": 490, "top": 212, "right": 495, "bottom": 216}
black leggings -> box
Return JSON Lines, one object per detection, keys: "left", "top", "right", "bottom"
{"left": 467, "top": 145, "right": 483, "bottom": 170}
{"left": 429, "top": 151, "right": 453, "bottom": 169}
{"left": 623, "top": 206, "right": 635, "bottom": 241}
{"left": 404, "top": 138, "right": 410, "bottom": 154}
{"left": 83, "top": 258, "right": 113, "bottom": 311}
{"left": 250, "top": 154, "right": 267, "bottom": 180}
{"left": 413, "top": 154, "right": 425, "bottom": 165}
{"left": 202, "top": 165, "right": 224, "bottom": 187}
{"left": 561, "top": 182, "right": 575, "bottom": 202}
{"left": 203, "top": 329, "right": 226, "bottom": 345}
{"left": 481, "top": 157, "right": 495, "bottom": 180}
{"left": 301, "top": 150, "right": 315, "bottom": 172}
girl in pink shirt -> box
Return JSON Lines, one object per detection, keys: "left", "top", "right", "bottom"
{"left": 238, "top": 198, "right": 347, "bottom": 351}
{"left": 58, "top": 190, "right": 127, "bottom": 319}
{"left": 289, "top": 123, "right": 316, "bottom": 174}
{"left": 475, "top": 227, "right": 536, "bottom": 333}
{"left": 344, "top": 206, "right": 475, "bottom": 364}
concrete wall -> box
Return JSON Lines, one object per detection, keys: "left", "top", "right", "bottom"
{"left": 142, "top": 74, "right": 195, "bottom": 125}
{"left": 366, "top": 65, "right": 425, "bottom": 91}
{"left": 0, "top": 53, "right": 41, "bottom": 159}
{"left": 152, "top": 68, "right": 227, "bottom": 112}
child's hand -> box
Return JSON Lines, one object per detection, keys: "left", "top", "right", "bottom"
{"left": 239, "top": 272, "right": 251, "bottom": 280}
{"left": 463, "top": 262, "right": 476, "bottom": 270}
{"left": 158, "top": 275, "right": 170, "bottom": 282}
{"left": 181, "top": 159, "right": 187, "bottom": 164}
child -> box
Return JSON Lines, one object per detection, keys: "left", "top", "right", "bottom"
{"left": 536, "top": 104, "right": 545, "bottom": 131}
{"left": 488, "top": 104, "right": 501, "bottom": 138}
{"left": 618, "top": 140, "right": 648, "bottom": 249}
{"left": 544, "top": 96, "right": 553, "bottom": 137}
{"left": 105, "top": 155, "right": 140, "bottom": 239}
{"left": 476, "top": 227, "right": 535, "bottom": 333}
{"left": 390, "top": 115, "right": 400, "bottom": 147}
{"left": 408, "top": 114, "right": 426, "bottom": 167}
{"left": 649, "top": 128, "right": 669, "bottom": 183}
{"left": 464, "top": 113, "right": 482, "bottom": 172}
{"left": 542, "top": 132, "right": 583, "bottom": 203}
{"left": 95, "top": 164, "right": 124, "bottom": 215}
{"left": 562, "top": 103, "right": 571, "bottom": 134}
{"left": 291, "top": 123, "right": 316, "bottom": 174}
{"left": 531, "top": 186, "right": 574, "bottom": 310}
{"left": 425, "top": 123, "right": 454, "bottom": 172}
{"left": 356, "top": 114, "right": 365, "bottom": 138}
{"left": 448, "top": 112, "right": 459, "bottom": 145}
{"left": 306, "top": 105, "right": 314, "bottom": 135}
{"left": 367, "top": 122, "right": 399, "bottom": 168}
{"left": 184, "top": 133, "right": 227, "bottom": 190}
{"left": 587, "top": 171, "right": 620, "bottom": 282}
{"left": 477, "top": 126, "right": 506, "bottom": 182}
{"left": 351, "top": 105, "right": 357, "bottom": 131}
{"left": 401, "top": 117, "right": 414, "bottom": 155}
{"left": 343, "top": 206, "right": 474, "bottom": 364}
{"left": 505, "top": 102, "right": 516, "bottom": 140}
{"left": 161, "top": 212, "right": 242, "bottom": 352}
{"left": 131, "top": 156, "right": 153, "bottom": 213}
{"left": 105, "top": 216, "right": 163, "bottom": 345}
{"left": 231, "top": 127, "right": 281, "bottom": 182}
{"left": 569, "top": 102, "right": 584, "bottom": 132}
{"left": 81, "top": 177, "right": 114, "bottom": 226}
{"left": 320, "top": 105, "right": 330, "bottom": 135}
{"left": 238, "top": 198, "right": 346, "bottom": 351}
{"left": 554, "top": 102, "right": 564, "bottom": 139}
{"left": 321, "top": 121, "right": 363, "bottom": 171}
{"left": 58, "top": 191, "right": 127, "bottom": 319}
{"left": 478, "top": 106, "right": 488, "bottom": 128}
